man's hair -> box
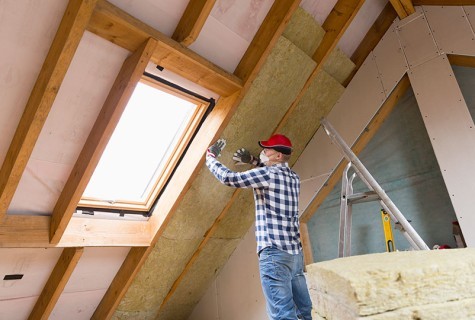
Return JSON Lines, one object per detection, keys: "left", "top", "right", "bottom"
{"left": 280, "top": 153, "right": 291, "bottom": 162}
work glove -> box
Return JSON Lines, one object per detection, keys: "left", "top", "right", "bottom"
{"left": 233, "top": 148, "right": 259, "bottom": 166}
{"left": 207, "top": 139, "right": 226, "bottom": 158}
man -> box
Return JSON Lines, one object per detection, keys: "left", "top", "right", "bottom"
{"left": 206, "top": 134, "right": 313, "bottom": 320}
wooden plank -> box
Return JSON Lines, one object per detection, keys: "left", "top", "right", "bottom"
{"left": 390, "top": 0, "right": 410, "bottom": 19}
{"left": 300, "top": 75, "right": 411, "bottom": 223}
{"left": 28, "top": 247, "right": 84, "bottom": 320}
{"left": 91, "top": 246, "right": 149, "bottom": 320}
{"left": 400, "top": 0, "right": 415, "bottom": 15}
{"left": 300, "top": 222, "right": 314, "bottom": 266}
{"left": 448, "top": 54, "right": 475, "bottom": 67}
{"left": 172, "top": 0, "right": 217, "bottom": 46}
{"left": 49, "top": 38, "right": 157, "bottom": 244}
{"left": 0, "top": 0, "right": 97, "bottom": 218}
{"left": 0, "top": 215, "right": 150, "bottom": 247}
{"left": 275, "top": 0, "right": 365, "bottom": 133}
{"left": 344, "top": 2, "right": 397, "bottom": 87}
{"left": 87, "top": 0, "right": 242, "bottom": 97}
{"left": 234, "top": 0, "right": 302, "bottom": 84}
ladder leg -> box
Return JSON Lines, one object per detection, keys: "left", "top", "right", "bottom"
{"left": 338, "top": 163, "right": 351, "bottom": 257}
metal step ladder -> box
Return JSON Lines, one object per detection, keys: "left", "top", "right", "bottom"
{"left": 320, "top": 118, "right": 430, "bottom": 257}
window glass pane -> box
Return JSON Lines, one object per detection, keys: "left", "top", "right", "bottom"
{"left": 83, "top": 82, "right": 197, "bottom": 203}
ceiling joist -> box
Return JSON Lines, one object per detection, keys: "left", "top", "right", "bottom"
{"left": 0, "top": 0, "right": 97, "bottom": 219}
{"left": 87, "top": 0, "right": 242, "bottom": 97}
{"left": 172, "top": 0, "right": 217, "bottom": 46}
{"left": 50, "top": 38, "right": 157, "bottom": 244}
{"left": 389, "top": 0, "right": 415, "bottom": 19}
{"left": 28, "top": 247, "right": 84, "bottom": 320}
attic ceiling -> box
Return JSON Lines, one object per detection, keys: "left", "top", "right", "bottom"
{"left": 0, "top": 0, "right": 468, "bottom": 319}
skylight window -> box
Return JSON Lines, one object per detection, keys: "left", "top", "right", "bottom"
{"left": 79, "top": 79, "right": 208, "bottom": 212}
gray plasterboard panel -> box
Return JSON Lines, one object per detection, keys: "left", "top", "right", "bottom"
{"left": 326, "top": 52, "right": 386, "bottom": 145}
{"left": 394, "top": 6, "right": 425, "bottom": 29}
{"left": 423, "top": 6, "right": 475, "bottom": 56}
{"left": 464, "top": 6, "right": 475, "bottom": 34}
{"left": 373, "top": 23, "right": 408, "bottom": 97}
{"left": 409, "top": 54, "right": 475, "bottom": 247}
{"left": 293, "top": 127, "right": 342, "bottom": 183}
{"left": 397, "top": 13, "right": 439, "bottom": 69}
{"left": 294, "top": 53, "right": 386, "bottom": 213}
{"left": 298, "top": 173, "right": 331, "bottom": 216}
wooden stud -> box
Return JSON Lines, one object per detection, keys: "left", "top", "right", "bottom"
{"left": 234, "top": 0, "right": 302, "bottom": 84}
{"left": 172, "top": 0, "right": 217, "bottom": 46}
{"left": 389, "top": 0, "right": 409, "bottom": 19}
{"left": 87, "top": 0, "right": 242, "bottom": 97}
{"left": 300, "top": 222, "right": 314, "bottom": 266}
{"left": 0, "top": 0, "right": 97, "bottom": 218}
{"left": 49, "top": 38, "right": 157, "bottom": 244}
{"left": 400, "top": 0, "right": 415, "bottom": 16}
{"left": 300, "top": 75, "right": 411, "bottom": 223}
{"left": 28, "top": 247, "right": 84, "bottom": 320}
{"left": 448, "top": 54, "right": 475, "bottom": 68}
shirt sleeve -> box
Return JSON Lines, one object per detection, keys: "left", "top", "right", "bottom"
{"left": 206, "top": 154, "right": 270, "bottom": 189}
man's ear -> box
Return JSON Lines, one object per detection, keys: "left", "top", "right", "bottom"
{"left": 275, "top": 152, "right": 283, "bottom": 161}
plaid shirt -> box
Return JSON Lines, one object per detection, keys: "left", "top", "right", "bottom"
{"left": 206, "top": 155, "right": 302, "bottom": 254}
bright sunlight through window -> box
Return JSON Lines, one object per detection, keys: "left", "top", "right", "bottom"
{"left": 79, "top": 80, "right": 207, "bottom": 212}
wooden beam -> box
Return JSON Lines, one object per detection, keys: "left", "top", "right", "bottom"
{"left": 93, "top": 1, "right": 299, "bottom": 317}
{"left": 91, "top": 246, "right": 149, "bottom": 320}
{"left": 234, "top": 0, "right": 302, "bottom": 84}
{"left": 50, "top": 38, "right": 157, "bottom": 244}
{"left": 0, "top": 215, "right": 150, "bottom": 247}
{"left": 172, "top": 0, "right": 216, "bottom": 46}
{"left": 389, "top": 0, "right": 415, "bottom": 19}
{"left": 0, "top": 0, "right": 97, "bottom": 218}
{"left": 344, "top": 2, "right": 397, "bottom": 86}
{"left": 275, "top": 0, "right": 365, "bottom": 133}
{"left": 87, "top": 0, "right": 242, "bottom": 97}
{"left": 448, "top": 54, "right": 475, "bottom": 68}
{"left": 300, "top": 75, "right": 411, "bottom": 223}
{"left": 28, "top": 247, "right": 84, "bottom": 320}
{"left": 301, "top": 222, "right": 314, "bottom": 266}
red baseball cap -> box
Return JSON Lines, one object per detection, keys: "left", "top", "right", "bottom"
{"left": 258, "top": 134, "right": 293, "bottom": 155}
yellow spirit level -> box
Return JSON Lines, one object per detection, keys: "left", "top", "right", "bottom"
{"left": 381, "top": 209, "right": 396, "bottom": 252}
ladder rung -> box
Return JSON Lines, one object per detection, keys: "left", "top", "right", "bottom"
{"left": 347, "top": 191, "right": 380, "bottom": 204}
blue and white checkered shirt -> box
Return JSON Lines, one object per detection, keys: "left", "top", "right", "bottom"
{"left": 206, "top": 155, "right": 302, "bottom": 255}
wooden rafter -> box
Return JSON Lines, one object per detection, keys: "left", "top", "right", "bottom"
{"left": 344, "top": 2, "right": 397, "bottom": 86}
{"left": 28, "top": 247, "right": 84, "bottom": 320}
{"left": 234, "top": 0, "right": 302, "bottom": 84}
{"left": 389, "top": 0, "right": 415, "bottom": 19}
{"left": 172, "top": 0, "right": 217, "bottom": 46}
{"left": 0, "top": 0, "right": 97, "bottom": 219}
{"left": 49, "top": 38, "right": 157, "bottom": 244}
{"left": 87, "top": 0, "right": 242, "bottom": 97}
{"left": 92, "top": 2, "right": 301, "bottom": 318}
{"left": 0, "top": 215, "right": 151, "bottom": 247}
{"left": 300, "top": 75, "right": 411, "bottom": 225}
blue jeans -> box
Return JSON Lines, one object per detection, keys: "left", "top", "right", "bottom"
{"left": 258, "top": 247, "right": 313, "bottom": 320}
